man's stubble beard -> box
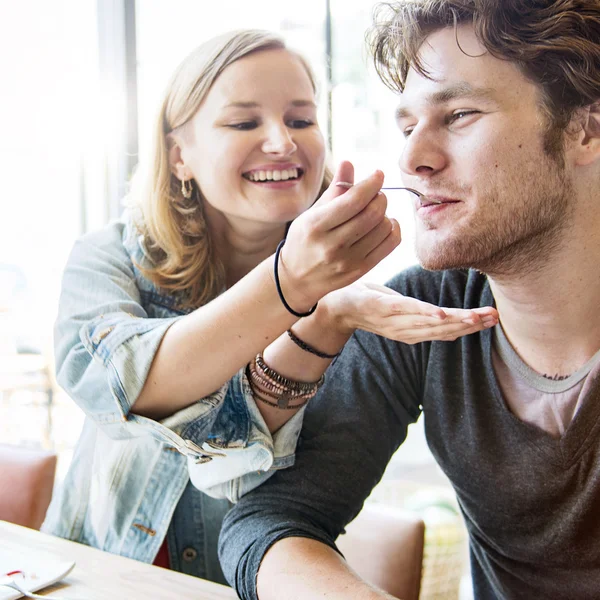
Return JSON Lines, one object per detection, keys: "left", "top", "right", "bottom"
{"left": 415, "top": 139, "right": 574, "bottom": 278}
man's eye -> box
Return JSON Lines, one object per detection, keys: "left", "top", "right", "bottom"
{"left": 288, "top": 119, "right": 313, "bottom": 129}
{"left": 402, "top": 127, "right": 415, "bottom": 139}
{"left": 228, "top": 121, "right": 258, "bottom": 130}
{"left": 447, "top": 110, "right": 480, "bottom": 125}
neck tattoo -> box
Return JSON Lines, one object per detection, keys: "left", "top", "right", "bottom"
{"left": 541, "top": 372, "right": 572, "bottom": 381}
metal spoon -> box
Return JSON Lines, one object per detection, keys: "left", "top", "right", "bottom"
{"left": 0, "top": 578, "right": 72, "bottom": 600}
{"left": 335, "top": 181, "right": 443, "bottom": 204}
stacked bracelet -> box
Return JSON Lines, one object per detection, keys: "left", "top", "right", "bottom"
{"left": 287, "top": 328, "right": 340, "bottom": 360}
{"left": 248, "top": 360, "right": 313, "bottom": 400}
{"left": 247, "top": 353, "right": 324, "bottom": 409}
{"left": 274, "top": 239, "right": 318, "bottom": 318}
{"left": 255, "top": 352, "right": 325, "bottom": 390}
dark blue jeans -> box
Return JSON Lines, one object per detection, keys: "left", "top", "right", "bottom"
{"left": 166, "top": 481, "right": 233, "bottom": 584}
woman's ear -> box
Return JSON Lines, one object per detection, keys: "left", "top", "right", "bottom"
{"left": 576, "top": 102, "right": 600, "bottom": 166}
{"left": 167, "top": 132, "right": 191, "bottom": 180}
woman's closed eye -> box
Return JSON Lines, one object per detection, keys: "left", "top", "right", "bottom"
{"left": 226, "top": 119, "right": 313, "bottom": 131}
{"left": 287, "top": 119, "right": 314, "bottom": 129}
{"left": 227, "top": 121, "right": 258, "bottom": 131}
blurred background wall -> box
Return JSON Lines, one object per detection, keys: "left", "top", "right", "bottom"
{"left": 0, "top": 0, "right": 441, "bottom": 497}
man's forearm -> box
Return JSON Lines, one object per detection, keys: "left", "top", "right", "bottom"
{"left": 256, "top": 537, "right": 395, "bottom": 600}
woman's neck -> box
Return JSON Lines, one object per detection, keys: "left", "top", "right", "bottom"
{"left": 205, "top": 209, "right": 287, "bottom": 288}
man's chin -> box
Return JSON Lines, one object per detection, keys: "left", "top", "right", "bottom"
{"left": 416, "top": 246, "right": 475, "bottom": 272}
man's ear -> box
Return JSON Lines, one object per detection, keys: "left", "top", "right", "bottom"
{"left": 166, "top": 132, "right": 191, "bottom": 180}
{"left": 575, "top": 102, "right": 600, "bottom": 166}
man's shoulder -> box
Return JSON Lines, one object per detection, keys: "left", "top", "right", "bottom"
{"left": 385, "top": 266, "right": 492, "bottom": 309}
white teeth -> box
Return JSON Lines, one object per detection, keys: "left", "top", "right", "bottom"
{"left": 246, "top": 168, "right": 300, "bottom": 182}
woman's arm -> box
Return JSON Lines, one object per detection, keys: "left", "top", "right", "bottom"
{"left": 132, "top": 162, "right": 397, "bottom": 422}
{"left": 258, "top": 281, "right": 497, "bottom": 431}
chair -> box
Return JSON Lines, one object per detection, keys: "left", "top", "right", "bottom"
{"left": 0, "top": 444, "right": 57, "bottom": 529}
{"left": 337, "top": 503, "right": 425, "bottom": 600}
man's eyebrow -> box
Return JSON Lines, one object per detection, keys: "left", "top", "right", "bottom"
{"left": 223, "top": 100, "right": 316, "bottom": 109}
{"left": 395, "top": 83, "right": 497, "bottom": 120}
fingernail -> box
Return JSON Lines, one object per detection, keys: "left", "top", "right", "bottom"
{"left": 461, "top": 318, "right": 478, "bottom": 325}
{"left": 483, "top": 318, "right": 497, "bottom": 327}
{"left": 336, "top": 181, "right": 353, "bottom": 188}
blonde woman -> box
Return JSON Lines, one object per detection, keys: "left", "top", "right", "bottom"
{"left": 43, "top": 29, "right": 497, "bottom": 583}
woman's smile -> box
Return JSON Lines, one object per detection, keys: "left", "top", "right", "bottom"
{"left": 242, "top": 163, "right": 305, "bottom": 189}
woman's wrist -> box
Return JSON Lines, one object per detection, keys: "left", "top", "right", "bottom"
{"left": 314, "top": 289, "right": 357, "bottom": 338}
{"left": 293, "top": 296, "right": 355, "bottom": 356}
{"left": 274, "top": 244, "right": 322, "bottom": 315}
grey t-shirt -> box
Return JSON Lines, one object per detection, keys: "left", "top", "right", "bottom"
{"left": 220, "top": 267, "right": 600, "bottom": 600}
{"left": 493, "top": 323, "right": 600, "bottom": 438}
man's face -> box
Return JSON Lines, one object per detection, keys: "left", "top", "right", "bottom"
{"left": 396, "top": 25, "right": 574, "bottom": 275}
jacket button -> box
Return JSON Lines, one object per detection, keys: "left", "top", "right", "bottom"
{"left": 182, "top": 547, "right": 197, "bottom": 562}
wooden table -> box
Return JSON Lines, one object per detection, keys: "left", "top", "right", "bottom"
{"left": 0, "top": 521, "right": 238, "bottom": 599}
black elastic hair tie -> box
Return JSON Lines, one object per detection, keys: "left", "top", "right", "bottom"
{"left": 274, "top": 239, "right": 317, "bottom": 318}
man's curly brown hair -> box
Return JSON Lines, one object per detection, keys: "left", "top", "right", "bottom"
{"left": 367, "top": 0, "right": 600, "bottom": 153}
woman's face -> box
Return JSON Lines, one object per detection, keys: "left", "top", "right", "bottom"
{"left": 173, "top": 48, "right": 326, "bottom": 232}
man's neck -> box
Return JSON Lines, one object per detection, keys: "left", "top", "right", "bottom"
{"left": 488, "top": 230, "right": 600, "bottom": 377}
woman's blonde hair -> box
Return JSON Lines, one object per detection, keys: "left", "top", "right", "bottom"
{"left": 130, "top": 29, "right": 333, "bottom": 309}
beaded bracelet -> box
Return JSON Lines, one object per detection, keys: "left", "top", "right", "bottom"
{"left": 255, "top": 353, "right": 325, "bottom": 391}
{"left": 252, "top": 356, "right": 304, "bottom": 392}
{"left": 246, "top": 364, "right": 316, "bottom": 409}
{"left": 252, "top": 389, "right": 312, "bottom": 410}
{"left": 250, "top": 358, "right": 320, "bottom": 409}
{"left": 287, "top": 328, "right": 340, "bottom": 360}
{"left": 248, "top": 360, "right": 311, "bottom": 399}
{"left": 250, "top": 377, "right": 317, "bottom": 405}
{"left": 274, "top": 239, "right": 318, "bottom": 318}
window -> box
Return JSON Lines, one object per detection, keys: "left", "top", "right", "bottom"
{"left": 3, "top": 1, "right": 423, "bottom": 476}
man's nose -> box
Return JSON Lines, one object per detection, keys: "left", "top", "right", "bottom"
{"left": 398, "top": 126, "right": 447, "bottom": 177}
{"left": 261, "top": 124, "right": 297, "bottom": 156}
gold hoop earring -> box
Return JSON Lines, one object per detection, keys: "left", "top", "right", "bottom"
{"left": 181, "top": 178, "right": 193, "bottom": 199}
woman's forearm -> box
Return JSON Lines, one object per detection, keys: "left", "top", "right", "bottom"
{"left": 131, "top": 257, "right": 302, "bottom": 420}
{"left": 255, "top": 279, "right": 500, "bottom": 431}
{"left": 257, "top": 300, "right": 352, "bottom": 432}
{"left": 131, "top": 170, "right": 395, "bottom": 422}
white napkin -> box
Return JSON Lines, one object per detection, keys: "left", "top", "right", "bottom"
{"left": 0, "top": 554, "right": 75, "bottom": 600}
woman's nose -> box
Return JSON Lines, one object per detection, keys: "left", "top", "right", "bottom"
{"left": 398, "top": 126, "right": 447, "bottom": 177}
{"left": 261, "top": 124, "right": 297, "bottom": 156}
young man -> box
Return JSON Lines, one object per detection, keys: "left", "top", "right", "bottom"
{"left": 219, "top": 1, "right": 600, "bottom": 598}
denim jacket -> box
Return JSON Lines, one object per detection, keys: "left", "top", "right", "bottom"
{"left": 42, "top": 209, "right": 305, "bottom": 563}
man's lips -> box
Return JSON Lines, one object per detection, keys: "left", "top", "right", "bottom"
{"left": 420, "top": 196, "right": 460, "bottom": 207}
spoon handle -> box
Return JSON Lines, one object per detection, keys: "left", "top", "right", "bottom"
{"left": 334, "top": 181, "right": 442, "bottom": 204}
